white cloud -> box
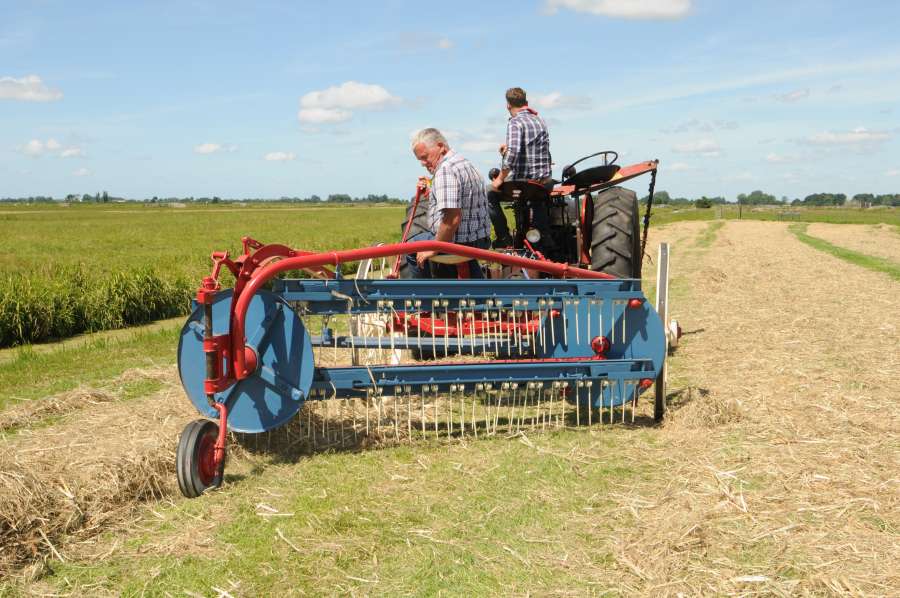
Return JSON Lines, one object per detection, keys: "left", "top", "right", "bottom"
{"left": 194, "top": 142, "right": 222, "bottom": 154}
{"left": 19, "top": 137, "right": 85, "bottom": 158}
{"left": 0, "top": 75, "right": 63, "bottom": 102}
{"left": 437, "top": 37, "right": 453, "bottom": 49}
{"left": 194, "top": 142, "right": 238, "bottom": 154}
{"left": 60, "top": 147, "right": 84, "bottom": 158}
{"left": 804, "top": 127, "right": 891, "bottom": 146}
{"left": 668, "top": 162, "right": 695, "bottom": 172}
{"left": 21, "top": 139, "right": 45, "bottom": 157}
{"left": 533, "top": 91, "right": 592, "bottom": 110}
{"left": 886, "top": 169, "right": 899, "bottom": 177}
{"left": 298, "top": 107, "right": 352, "bottom": 124}
{"left": 73, "top": 167, "right": 91, "bottom": 177}
{"left": 298, "top": 81, "right": 401, "bottom": 124}
{"left": 662, "top": 119, "right": 738, "bottom": 134}
{"left": 774, "top": 88, "right": 810, "bottom": 102}
{"left": 672, "top": 138, "right": 720, "bottom": 157}
{"left": 545, "top": 0, "right": 691, "bottom": 19}
{"left": 264, "top": 151, "right": 296, "bottom": 161}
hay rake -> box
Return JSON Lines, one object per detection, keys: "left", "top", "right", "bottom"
{"left": 175, "top": 238, "right": 675, "bottom": 498}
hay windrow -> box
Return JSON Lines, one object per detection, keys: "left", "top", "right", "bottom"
{"left": 0, "top": 384, "right": 190, "bottom": 578}
{"left": 0, "top": 366, "right": 174, "bottom": 433}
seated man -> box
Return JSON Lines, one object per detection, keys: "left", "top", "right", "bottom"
{"left": 407, "top": 127, "right": 491, "bottom": 278}
{"left": 489, "top": 87, "right": 554, "bottom": 250}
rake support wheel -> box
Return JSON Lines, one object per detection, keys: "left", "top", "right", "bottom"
{"left": 590, "top": 187, "right": 641, "bottom": 278}
{"left": 176, "top": 419, "right": 222, "bottom": 498}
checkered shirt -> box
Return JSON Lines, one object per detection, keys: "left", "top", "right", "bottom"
{"left": 503, "top": 108, "right": 551, "bottom": 180}
{"left": 427, "top": 150, "right": 491, "bottom": 243}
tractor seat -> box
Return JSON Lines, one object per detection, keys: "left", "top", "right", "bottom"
{"left": 497, "top": 180, "right": 552, "bottom": 203}
{"left": 562, "top": 164, "right": 620, "bottom": 191}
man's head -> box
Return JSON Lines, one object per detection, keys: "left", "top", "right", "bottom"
{"left": 505, "top": 87, "right": 527, "bottom": 113}
{"left": 411, "top": 128, "right": 449, "bottom": 174}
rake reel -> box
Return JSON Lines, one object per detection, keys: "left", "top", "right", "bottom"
{"left": 175, "top": 238, "right": 675, "bottom": 498}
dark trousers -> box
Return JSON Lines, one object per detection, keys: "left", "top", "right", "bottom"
{"left": 488, "top": 190, "right": 553, "bottom": 245}
{"left": 405, "top": 232, "right": 489, "bottom": 279}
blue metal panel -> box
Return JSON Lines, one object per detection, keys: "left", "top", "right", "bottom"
{"left": 177, "top": 289, "right": 314, "bottom": 433}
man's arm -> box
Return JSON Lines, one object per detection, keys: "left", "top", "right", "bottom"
{"left": 416, "top": 208, "right": 461, "bottom": 266}
{"left": 417, "top": 168, "right": 462, "bottom": 266}
{"left": 493, "top": 120, "right": 521, "bottom": 191}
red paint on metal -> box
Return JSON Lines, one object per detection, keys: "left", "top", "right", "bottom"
{"left": 639, "top": 378, "right": 654, "bottom": 390}
{"left": 627, "top": 298, "right": 644, "bottom": 309}
{"left": 197, "top": 431, "right": 217, "bottom": 486}
{"left": 591, "top": 335, "right": 610, "bottom": 355}
{"left": 551, "top": 160, "right": 658, "bottom": 197}
{"left": 229, "top": 241, "right": 616, "bottom": 379}
{"left": 212, "top": 402, "right": 228, "bottom": 473}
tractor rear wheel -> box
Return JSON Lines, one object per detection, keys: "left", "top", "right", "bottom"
{"left": 589, "top": 187, "right": 642, "bottom": 278}
{"left": 176, "top": 419, "right": 221, "bottom": 498}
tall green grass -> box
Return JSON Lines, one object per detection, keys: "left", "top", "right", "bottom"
{"left": 0, "top": 267, "right": 192, "bottom": 347}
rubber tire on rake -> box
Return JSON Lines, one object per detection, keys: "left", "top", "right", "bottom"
{"left": 590, "top": 187, "right": 642, "bottom": 279}
{"left": 176, "top": 419, "right": 222, "bottom": 498}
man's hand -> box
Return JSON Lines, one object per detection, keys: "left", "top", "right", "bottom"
{"left": 491, "top": 177, "right": 504, "bottom": 191}
{"left": 416, "top": 176, "right": 430, "bottom": 194}
{"left": 498, "top": 143, "right": 507, "bottom": 156}
{"left": 416, "top": 250, "right": 436, "bottom": 267}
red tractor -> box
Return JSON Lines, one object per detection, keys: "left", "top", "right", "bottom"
{"left": 399, "top": 151, "right": 658, "bottom": 279}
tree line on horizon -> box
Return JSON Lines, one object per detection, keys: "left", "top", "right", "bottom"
{"left": 641, "top": 190, "right": 900, "bottom": 208}
{"left": 4, "top": 190, "right": 900, "bottom": 207}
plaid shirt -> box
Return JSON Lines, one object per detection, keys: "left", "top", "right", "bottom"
{"left": 503, "top": 108, "right": 551, "bottom": 180}
{"left": 428, "top": 150, "right": 491, "bottom": 243}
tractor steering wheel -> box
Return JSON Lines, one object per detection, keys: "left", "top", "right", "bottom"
{"left": 561, "top": 151, "right": 618, "bottom": 180}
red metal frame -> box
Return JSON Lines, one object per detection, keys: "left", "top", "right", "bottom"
{"left": 196, "top": 239, "right": 617, "bottom": 384}
{"left": 551, "top": 160, "right": 658, "bottom": 198}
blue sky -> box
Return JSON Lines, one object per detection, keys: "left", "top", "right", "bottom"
{"left": 2, "top": 0, "right": 899, "bottom": 200}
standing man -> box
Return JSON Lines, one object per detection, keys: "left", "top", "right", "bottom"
{"left": 408, "top": 128, "right": 491, "bottom": 278}
{"left": 489, "top": 87, "right": 553, "bottom": 250}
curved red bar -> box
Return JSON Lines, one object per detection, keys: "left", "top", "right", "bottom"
{"left": 230, "top": 240, "right": 615, "bottom": 379}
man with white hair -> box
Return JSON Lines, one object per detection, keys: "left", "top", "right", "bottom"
{"left": 407, "top": 127, "right": 491, "bottom": 278}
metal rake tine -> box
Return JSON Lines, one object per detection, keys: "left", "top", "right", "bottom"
{"left": 406, "top": 385, "right": 413, "bottom": 443}
{"left": 562, "top": 300, "right": 569, "bottom": 348}
{"left": 549, "top": 298, "right": 557, "bottom": 347}
{"left": 573, "top": 299, "right": 580, "bottom": 345}
{"left": 443, "top": 300, "right": 450, "bottom": 358}
{"left": 631, "top": 382, "right": 637, "bottom": 424}
{"left": 587, "top": 380, "right": 593, "bottom": 427}
{"left": 575, "top": 381, "right": 582, "bottom": 427}
{"left": 393, "top": 385, "right": 402, "bottom": 441}
{"left": 471, "top": 385, "right": 479, "bottom": 439}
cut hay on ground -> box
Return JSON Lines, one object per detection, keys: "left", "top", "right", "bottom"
{"left": 807, "top": 222, "right": 900, "bottom": 263}
{"left": 0, "top": 374, "right": 189, "bottom": 579}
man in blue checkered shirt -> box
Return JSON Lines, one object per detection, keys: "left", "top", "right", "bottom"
{"left": 488, "top": 87, "right": 554, "bottom": 250}
{"left": 406, "top": 127, "right": 491, "bottom": 278}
